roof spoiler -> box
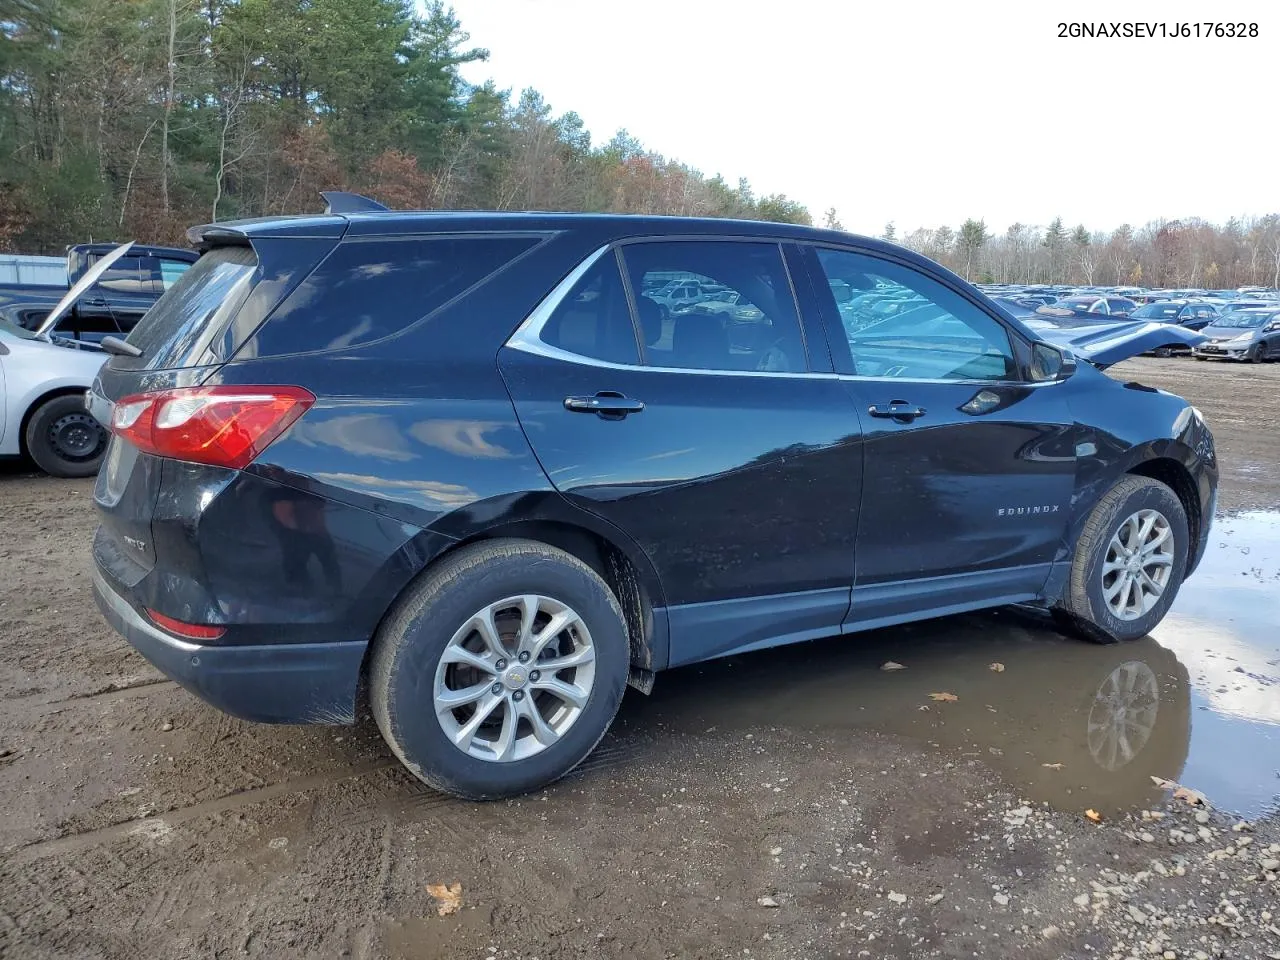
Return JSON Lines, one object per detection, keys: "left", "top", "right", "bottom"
{"left": 185, "top": 223, "right": 251, "bottom": 250}
{"left": 320, "top": 191, "right": 389, "bottom": 214}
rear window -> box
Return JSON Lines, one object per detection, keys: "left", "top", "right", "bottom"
{"left": 243, "top": 235, "right": 541, "bottom": 358}
{"left": 124, "top": 245, "right": 257, "bottom": 369}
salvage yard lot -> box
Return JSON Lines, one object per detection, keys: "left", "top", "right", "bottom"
{"left": 2, "top": 357, "right": 1278, "bottom": 960}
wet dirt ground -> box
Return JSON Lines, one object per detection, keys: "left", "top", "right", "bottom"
{"left": 2, "top": 357, "right": 1278, "bottom": 959}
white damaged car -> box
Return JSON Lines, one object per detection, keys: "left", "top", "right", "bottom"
{"left": 0, "top": 243, "right": 135, "bottom": 476}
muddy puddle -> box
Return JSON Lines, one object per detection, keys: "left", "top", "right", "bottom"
{"left": 620, "top": 511, "right": 1280, "bottom": 819}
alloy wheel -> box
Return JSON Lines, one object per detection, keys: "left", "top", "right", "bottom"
{"left": 433, "top": 595, "right": 596, "bottom": 762}
{"left": 1101, "top": 509, "right": 1174, "bottom": 621}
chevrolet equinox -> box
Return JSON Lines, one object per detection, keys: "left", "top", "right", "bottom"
{"left": 88, "top": 195, "right": 1218, "bottom": 799}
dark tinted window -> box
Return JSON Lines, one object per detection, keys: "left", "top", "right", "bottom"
{"left": 620, "top": 241, "right": 806, "bottom": 372}
{"left": 541, "top": 254, "right": 639, "bottom": 364}
{"left": 814, "top": 247, "right": 1018, "bottom": 381}
{"left": 90, "top": 255, "right": 148, "bottom": 295}
{"left": 251, "top": 236, "right": 539, "bottom": 356}
{"left": 125, "top": 246, "right": 258, "bottom": 369}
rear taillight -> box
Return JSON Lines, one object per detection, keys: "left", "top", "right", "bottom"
{"left": 110, "top": 385, "right": 314, "bottom": 469}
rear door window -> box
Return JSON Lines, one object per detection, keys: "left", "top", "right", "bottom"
{"left": 248, "top": 235, "right": 541, "bottom": 357}
{"left": 621, "top": 241, "right": 807, "bottom": 373}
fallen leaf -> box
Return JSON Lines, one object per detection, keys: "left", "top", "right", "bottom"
{"left": 1173, "top": 785, "right": 1208, "bottom": 807}
{"left": 1085, "top": 809, "right": 1102, "bottom": 823}
{"left": 1041, "top": 763, "right": 1064, "bottom": 770}
{"left": 426, "top": 882, "right": 463, "bottom": 916}
{"left": 989, "top": 662, "right": 1005, "bottom": 673}
{"left": 881, "top": 661, "right": 907, "bottom": 672}
{"left": 929, "top": 692, "right": 958, "bottom": 702}
{"left": 1150, "top": 776, "right": 1177, "bottom": 790}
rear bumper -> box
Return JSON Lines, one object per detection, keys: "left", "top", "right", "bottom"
{"left": 92, "top": 568, "right": 366, "bottom": 724}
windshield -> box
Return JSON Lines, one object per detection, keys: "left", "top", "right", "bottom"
{"left": 1209, "top": 312, "right": 1272, "bottom": 329}
{"left": 1130, "top": 303, "right": 1182, "bottom": 319}
{"left": 0, "top": 316, "right": 39, "bottom": 340}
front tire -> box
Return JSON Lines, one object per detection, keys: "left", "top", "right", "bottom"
{"left": 24, "top": 394, "right": 109, "bottom": 478}
{"left": 370, "top": 539, "right": 630, "bottom": 799}
{"left": 1053, "top": 476, "right": 1189, "bottom": 643}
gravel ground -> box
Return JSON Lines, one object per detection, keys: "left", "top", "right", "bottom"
{"left": 1, "top": 356, "right": 1277, "bottom": 960}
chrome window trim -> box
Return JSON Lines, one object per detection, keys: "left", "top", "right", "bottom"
{"left": 506, "top": 243, "right": 611, "bottom": 351}
{"left": 505, "top": 244, "right": 1068, "bottom": 388}
{"left": 506, "top": 243, "right": 831, "bottom": 380}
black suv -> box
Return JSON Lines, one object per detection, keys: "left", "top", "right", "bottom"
{"left": 88, "top": 198, "right": 1217, "bottom": 799}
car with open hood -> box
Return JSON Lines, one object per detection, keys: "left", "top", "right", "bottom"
{"left": 84, "top": 197, "right": 1218, "bottom": 799}
{"left": 0, "top": 242, "right": 140, "bottom": 477}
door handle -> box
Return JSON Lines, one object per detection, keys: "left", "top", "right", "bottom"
{"left": 81, "top": 296, "right": 107, "bottom": 306}
{"left": 564, "top": 392, "right": 645, "bottom": 419}
{"left": 868, "top": 400, "right": 927, "bottom": 423}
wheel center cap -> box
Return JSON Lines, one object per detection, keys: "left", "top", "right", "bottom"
{"left": 501, "top": 668, "right": 527, "bottom": 691}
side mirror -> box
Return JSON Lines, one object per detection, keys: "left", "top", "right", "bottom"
{"left": 1031, "top": 342, "right": 1075, "bottom": 381}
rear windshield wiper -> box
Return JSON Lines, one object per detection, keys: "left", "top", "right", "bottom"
{"left": 100, "top": 335, "right": 143, "bottom": 358}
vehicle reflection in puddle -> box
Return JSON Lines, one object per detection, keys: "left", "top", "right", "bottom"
{"left": 623, "top": 512, "right": 1279, "bottom": 818}
{"left": 1149, "top": 511, "right": 1280, "bottom": 818}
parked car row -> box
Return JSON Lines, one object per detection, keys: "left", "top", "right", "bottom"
{"left": 976, "top": 282, "right": 1280, "bottom": 361}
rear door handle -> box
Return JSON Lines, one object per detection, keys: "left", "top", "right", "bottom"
{"left": 868, "top": 401, "right": 927, "bottom": 423}
{"left": 564, "top": 392, "right": 645, "bottom": 419}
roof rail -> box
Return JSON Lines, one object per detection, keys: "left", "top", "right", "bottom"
{"left": 320, "top": 191, "right": 389, "bottom": 214}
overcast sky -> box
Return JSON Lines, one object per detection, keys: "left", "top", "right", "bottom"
{"left": 447, "top": 0, "right": 1276, "bottom": 235}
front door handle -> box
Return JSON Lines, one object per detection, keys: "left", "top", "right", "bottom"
{"left": 81, "top": 296, "right": 108, "bottom": 306}
{"left": 564, "top": 392, "right": 645, "bottom": 419}
{"left": 868, "top": 400, "right": 927, "bottom": 423}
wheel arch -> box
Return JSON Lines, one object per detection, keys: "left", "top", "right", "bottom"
{"left": 358, "top": 511, "right": 669, "bottom": 709}
{"left": 454, "top": 518, "right": 667, "bottom": 679}
{"left": 1125, "top": 456, "right": 1201, "bottom": 569}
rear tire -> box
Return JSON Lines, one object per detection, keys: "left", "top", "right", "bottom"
{"left": 1053, "top": 476, "right": 1189, "bottom": 643}
{"left": 1153, "top": 346, "right": 1173, "bottom": 358}
{"left": 370, "top": 539, "right": 630, "bottom": 800}
{"left": 24, "top": 394, "right": 109, "bottom": 478}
